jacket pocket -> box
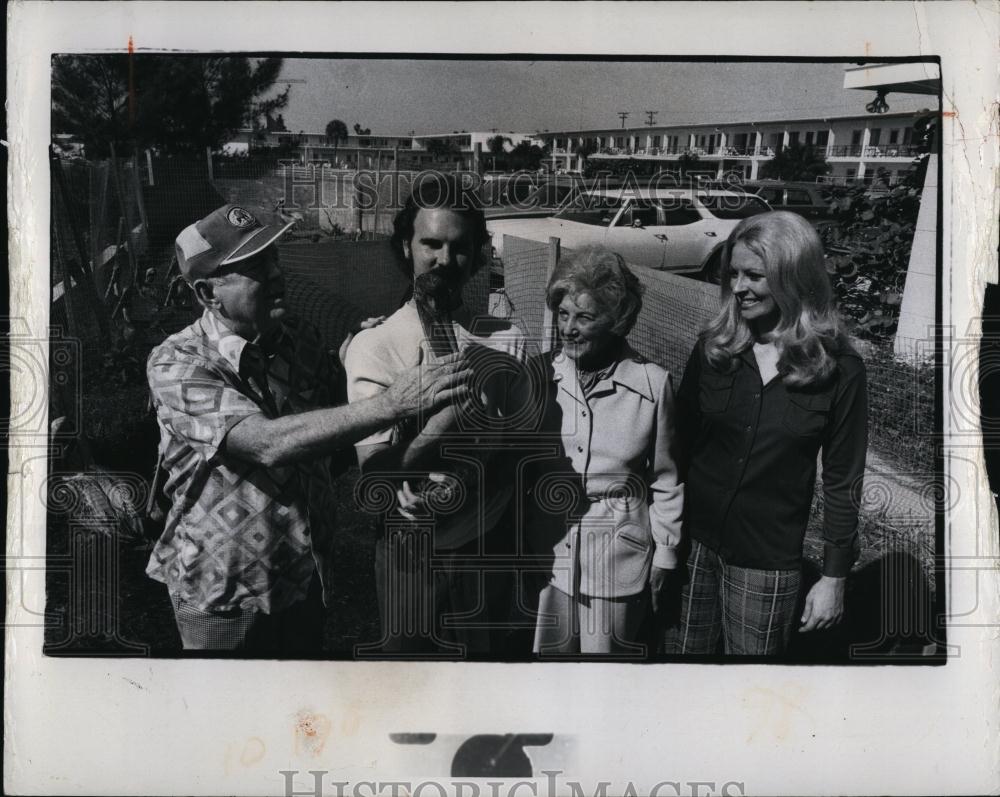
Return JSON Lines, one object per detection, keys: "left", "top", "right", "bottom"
{"left": 607, "top": 521, "right": 652, "bottom": 592}
{"left": 699, "top": 371, "right": 735, "bottom": 413}
{"left": 782, "top": 391, "right": 832, "bottom": 437}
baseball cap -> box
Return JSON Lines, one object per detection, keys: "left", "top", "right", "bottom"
{"left": 174, "top": 204, "right": 294, "bottom": 282}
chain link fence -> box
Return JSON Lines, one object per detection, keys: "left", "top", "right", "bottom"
{"left": 210, "top": 156, "right": 422, "bottom": 238}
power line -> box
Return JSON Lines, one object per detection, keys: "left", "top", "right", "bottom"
{"left": 617, "top": 111, "right": 629, "bottom": 128}
{"left": 645, "top": 110, "right": 658, "bottom": 126}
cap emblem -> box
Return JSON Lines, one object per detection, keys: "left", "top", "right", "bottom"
{"left": 227, "top": 206, "right": 257, "bottom": 228}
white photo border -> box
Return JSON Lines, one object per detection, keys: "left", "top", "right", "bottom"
{"left": 6, "top": 2, "right": 999, "bottom": 795}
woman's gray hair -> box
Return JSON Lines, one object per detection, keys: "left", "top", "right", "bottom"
{"left": 545, "top": 245, "right": 644, "bottom": 337}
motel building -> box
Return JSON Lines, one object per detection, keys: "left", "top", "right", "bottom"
{"left": 540, "top": 63, "right": 939, "bottom": 186}
{"left": 541, "top": 108, "right": 930, "bottom": 186}
{"left": 228, "top": 129, "right": 542, "bottom": 171}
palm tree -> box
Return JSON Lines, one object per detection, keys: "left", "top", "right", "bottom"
{"left": 571, "top": 139, "right": 598, "bottom": 171}
{"left": 487, "top": 134, "right": 511, "bottom": 171}
{"left": 677, "top": 150, "right": 701, "bottom": 179}
{"left": 324, "top": 119, "right": 348, "bottom": 164}
{"left": 760, "top": 142, "right": 831, "bottom": 181}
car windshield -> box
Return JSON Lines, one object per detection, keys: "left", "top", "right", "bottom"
{"left": 698, "top": 194, "right": 771, "bottom": 220}
{"left": 554, "top": 194, "right": 623, "bottom": 226}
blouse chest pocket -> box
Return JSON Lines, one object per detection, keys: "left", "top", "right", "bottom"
{"left": 699, "top": 371, "right": 736, "bottom": 413}
{"left": 782, "top": 391, "right": 832, "bottom": 437}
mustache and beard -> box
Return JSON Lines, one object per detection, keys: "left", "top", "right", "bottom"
{"left": 412, "top": 265, "right": 466, "bottom": 358}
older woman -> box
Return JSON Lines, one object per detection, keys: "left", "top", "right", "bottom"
{"left": 665, "top": 211, "right": 868, "bottom": 656}
{"left": 527, "top": 246, "right": 684, "bottom": 656}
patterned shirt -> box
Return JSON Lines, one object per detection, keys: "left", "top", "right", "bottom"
{"left": 146, "top": 310, "right": 344, "bottom": 614}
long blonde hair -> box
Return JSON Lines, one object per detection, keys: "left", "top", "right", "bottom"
{"left": 702, "top": 211, "right": 848, "bottom": 386}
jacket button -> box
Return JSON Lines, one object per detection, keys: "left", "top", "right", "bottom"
{"left": 745, "top": 425, "right": 751, "bottom": 432}
{"left": 581, "top": 410, "right": 587, "bottom": 417}
{"left": 577, "top": 445, "right": 584, "bottom": 453}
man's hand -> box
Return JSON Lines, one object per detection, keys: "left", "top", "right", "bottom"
{"left": 649, "top": 565, "right": 678, "bottom": 617}
{"left": 799, "top": 575, "right": 846, "bottom": 632}
{"left": 395, "top": 473, "right": 458, "bottom": 520}
{"left": 384, "top": 351, "right": 473, "bottom": 421}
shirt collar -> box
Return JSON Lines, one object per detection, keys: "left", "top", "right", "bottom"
{"left": 200, "top": 309, "right": 251, "bottom": 373}
{"left": 550, "top": 343, "right": 654, "bottom": 402}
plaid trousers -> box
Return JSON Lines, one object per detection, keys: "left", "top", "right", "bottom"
{"left": 663, "top": 539, "right": 801, "bottom": 656}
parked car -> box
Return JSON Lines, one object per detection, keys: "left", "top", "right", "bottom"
{"left": 732, "top": 180, "right": 839, "bottom": 224}
{"left": 482, "top": 175, "right": 583, "bottom": 220}
{"left": 488, "top": 186, "right": 771, "bottom": 279}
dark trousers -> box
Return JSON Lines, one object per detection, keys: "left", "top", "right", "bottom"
{"left": 368, "top": 523, "right": 514, "bottom": 658}
{"left": 171, "top": 576, "right": 325, "bottom": 655}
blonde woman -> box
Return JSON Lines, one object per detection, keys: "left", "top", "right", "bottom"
{"left": 666, "top": 211, "right": 868, "bottom": 656}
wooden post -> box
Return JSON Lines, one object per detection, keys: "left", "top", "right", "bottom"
{"left": 104, "top": 217, "right": 126, "bottom": 301}
{"left": 130, "top": 154, "right": 149, "bottom": 255}
{"left": 354, "top": 176, "right": 364, "bottom": 236}
{"left": 372, "top": 155, "right": 383, "bottom": 235}
{"left": 206, "top": 146, "right": 214, "bottom": 181}
{"left": 50, "top": 146, "right": 112, "bottom": 345}
{"left": 542, "top": 235, "right": 561, "bottom": 353}
{"left": 108, "top": 143, "right": 140, "bottom": 287}
{"left": 145, "top": 149, "right": 154, "bottom": 186}
{"left": 91, "top": 161, "right": 110, "bottom": 273}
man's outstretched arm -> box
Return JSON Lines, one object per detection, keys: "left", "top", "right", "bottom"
{"left": 224, "top": 355, "right": 471, "bottom": 469}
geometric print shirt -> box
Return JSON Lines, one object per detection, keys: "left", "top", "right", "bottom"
{"left": 146, "top": 310, "right": 344, "bottom": 614}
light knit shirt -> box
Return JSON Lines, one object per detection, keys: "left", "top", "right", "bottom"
{"left": 344, "top": 301, "right": 530, "bottom": 549}
{"left": 146, "top": 310, "right": 342, "bottom": 614}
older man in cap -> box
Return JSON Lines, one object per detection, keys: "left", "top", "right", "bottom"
{"left": 146, "top": 204, "right": 470, "bottom": 653}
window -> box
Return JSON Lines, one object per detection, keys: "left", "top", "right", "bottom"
{"left": 652, "top": 135, "right": 661, "bottom": 148}
{"left": 757, "top": 187, "right": 782, "bottom": 205}
{"left": 556, "top": 195, "right": 622, "bottom": 226}
{"left": 869, "top": 128, "right": 882, "bottom": 146}
{"left": 903, "top": 127, "right": 913, "bottom": 145}
{"left": 851, "top": 130, "right": 863, "bottom": 145}
{"left": 616, "top": 137, "right": 624, "bottom": 148}
{"left": 785, "top": 189, "right": 811, "bottom": 206}
{"left": 616, "top": 200, "right": 660, "bottom": 227}
{"left": 846, "top": 168, "right": 857, "bottom": 181}
{"left": 805, "top": 131, "right": 815, "bottom": 145}
{"left": 733, "top": 133, "right": 748, "bottom": 149}
{"left": 816, "top": 130, "right": 829, "bottom": 146}
{"left": 698, "top": 194, "right": 770, "bottom": 220}
{"left": 659, "top": 199, "right": 702, "bottom": 225}
{"left": 889, "top": 129, "right": 899, "bottom": 144}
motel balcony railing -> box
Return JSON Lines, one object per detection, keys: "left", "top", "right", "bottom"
{"left": 827, "top": 144, "right": 921, "bottom": 158}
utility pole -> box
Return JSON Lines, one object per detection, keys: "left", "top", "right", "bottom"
{"left": 645, "top": 110, "right": 658, "bottom": 126}
{"left": 617, "top": 111, "right": 630, "bottom": 128}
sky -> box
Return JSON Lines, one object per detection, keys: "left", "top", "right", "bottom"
{"left": 274, "top": 58, "right": 939, "bottom": 136}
